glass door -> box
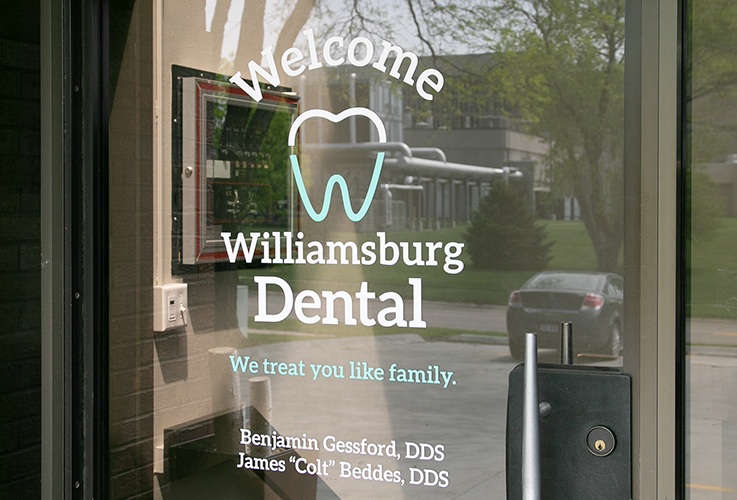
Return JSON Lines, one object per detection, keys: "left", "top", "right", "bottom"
{"left": 684, "top": 0, "right": 737, "bottom": 496}
{"left": 105, "top": 0, "right": 635, "bottom": 497}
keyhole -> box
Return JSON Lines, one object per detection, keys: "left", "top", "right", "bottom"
{"left": 587, "top": 426, "right": 615, "bottom": 456}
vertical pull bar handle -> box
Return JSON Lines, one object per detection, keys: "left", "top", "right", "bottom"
{"left": 522, "top": 332, "right": 541, "bottom": 500}
{"left": 560, "top": 322, "right": 574, "bottom": 365}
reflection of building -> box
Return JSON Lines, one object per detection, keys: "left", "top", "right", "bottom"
{"left": 297, "top": 58, "right": 550, "bottom": 229}
{"left": 314, "top": 56, "right": 552, "bottom": 166}
{"left": 404, "top": 55, "right": 548, "bottom": 165}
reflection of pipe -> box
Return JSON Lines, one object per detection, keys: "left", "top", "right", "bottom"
{"left": 386, "top": 157, "right": 524, "bottom": 181}
{"left": 380, "top": 184, "right": 424, "bottom": 230}
{"left": 349, "top": 73, "right": 356, "bottom": 143}
{"left": 434, "top": 176, "right": 440, "bottom": 230}
{"left": 410, "top": 147, "right": 446, "bottom": 162}
{"left": 382, "top": 185, "right": 393, "bottom": 226}
{"left": 209, "top": 347, "right": 243, "bottom": 453}
{"left": 249, "top": 376, "right": 272, "bottom": 458}
{"left": 380, "top": 184, "right": 424, "bottom": 191}
{"left": 302, "top": 142, "right": 413, "bottom": 158}
{"left": 301, "top": 143, "right": 524, "bottom": 181}
{"left": 209, "top": 347, "right": 242, "bottom": 413}
{"left": 303, "top": 143, "right": 446, "bottom": 163}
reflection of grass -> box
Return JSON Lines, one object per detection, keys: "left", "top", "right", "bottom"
{"left": 541, "top": 220, "right": 601, "bottom": 270}
{"left": 242, "top": 318, "right": 506, "bottom": 347}
{"left": 689, "top": 218, "right": 737, "bottom": 319}
{"left": 688, "top": 343, "right": 737, "bottom": 349}
{"left": 236, "top": 218, "right": 737, "bottom": 324}
{"left": 239, "top": 221, "right": 600, "bottom": 306}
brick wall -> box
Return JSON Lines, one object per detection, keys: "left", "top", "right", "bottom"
{"left": 109, "top": 2, "right": 251, "bottom": 496}
{"left": 0, "top": 2, "right": 42, "bottom": 497}
{"left": 108, "top": 1, "right": 155, "bottom": 498}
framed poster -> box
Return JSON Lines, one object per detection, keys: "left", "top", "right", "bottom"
{"left": 177, "top": 71, "right": 299, "bottom": 265}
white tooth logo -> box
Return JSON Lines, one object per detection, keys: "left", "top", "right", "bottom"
{"left": 288, "top": 108, "right": 387, "bottom": 222}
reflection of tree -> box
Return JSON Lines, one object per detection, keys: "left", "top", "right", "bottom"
{"left": 689, "top": 0, "right": 737, "bottom": 163}
{"left": 216, "top": 0, "right": 629, "bottom": 271}
{"left": 466, "top": 182, "right": 551, "bottom": 271}
{"left": 687, "top": 0, "right": 737, "bottom": 247}
{"left": 207, "top": 0, "right": 315, "bottom": 69}
{"left": 690, "top": 0, "right": 737, "bottom": 102}
{"left": 689, "top": 170, "right": 724, "bottom": 242}
{"left": 273, "top": 0, "right": 317, "bottom": 58}
{"left": 427, "top": 0, "right": 625, "bottom": 271}
{"left": 306, "top": 0, "right": 626, "bottom": 270}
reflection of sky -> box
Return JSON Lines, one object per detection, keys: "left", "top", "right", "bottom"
{"left": 204, "top": 0, "right": 474, "bottom": 66}
{"left": 222, "top": 0, "right": 246, "bottom": 61}
{"left": 304, "top": 0, "right": 470, "bottom": 54}
{"left": 205, "top": 0, "right": 217, "bottom": 31}
{"left": 204, "top": 0, "right": 246, "bottom": 61}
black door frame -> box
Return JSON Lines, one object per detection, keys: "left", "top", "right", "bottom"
{"left": 41, "top": 0, "right": 109, "bottom": 497}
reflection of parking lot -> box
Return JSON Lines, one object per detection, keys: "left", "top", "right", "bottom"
{"left": 236, "top": 333, "right": 625, "bottom": 498}
{"left": 242, "top": 291, "right": 737, "bottom": 497}
{"left": 235, "top": 335, "right": 737, "bottom": 498}
{"left": 688, "top": 354, "right": 737, "bottom": 497}
{"left": 248, "top": 292, "right": 737, "bottom": 352}
{"left": 688, "top": 317, "right": 737, "bottom": 350}
{"left": 415, "top": 300, "right": 737, "bottom": 353}
{"left": 247, "top": 292, "right": 507, "bottom": 333}
{"left": 238, "top": 335, "right": 515, "bottom": 498}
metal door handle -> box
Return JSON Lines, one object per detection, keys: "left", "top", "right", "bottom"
{"left": 561, "top": 322, "right": 573, "bottom": 365}
{"left": 522, "top": 332, "right": 541, "bottom": 500}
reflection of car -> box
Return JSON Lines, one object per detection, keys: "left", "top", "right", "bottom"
{"left": 506, "top": 271, "right": 624, "bottom": 360}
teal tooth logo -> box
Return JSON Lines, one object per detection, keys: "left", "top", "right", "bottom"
{"left": 288, "top": 108, "right": 387, "bottom": 223}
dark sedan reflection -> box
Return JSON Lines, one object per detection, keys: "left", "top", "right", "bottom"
{"left": 506, "top": 271, "right": 624, "bottom": 360}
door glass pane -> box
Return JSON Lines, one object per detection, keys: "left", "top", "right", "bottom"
{"left": 685, "top": 0, "right": 737, "bottom": 496}
{"left": 107, "top": 0, "right": 625, "bottom": 497}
